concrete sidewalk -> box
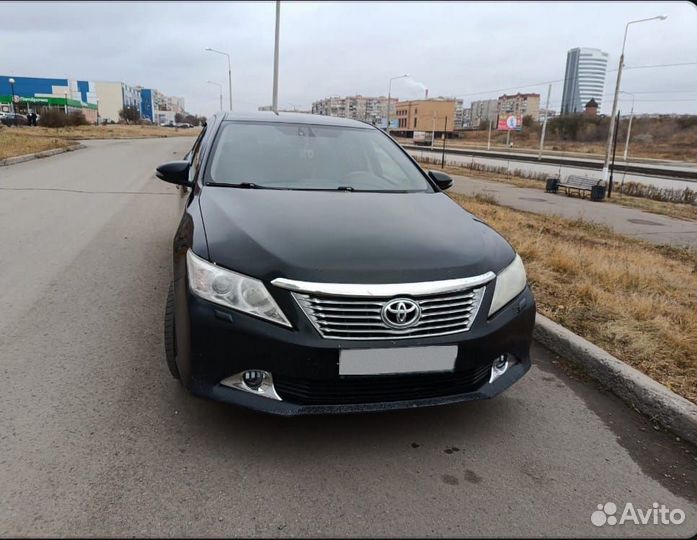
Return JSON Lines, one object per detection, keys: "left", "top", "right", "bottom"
{"left": 449, "top": 174, "right": 697, "bottom": 249}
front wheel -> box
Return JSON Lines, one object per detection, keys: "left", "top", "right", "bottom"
{"left": 164, "top": 281, "right": 181, "bottom": 379}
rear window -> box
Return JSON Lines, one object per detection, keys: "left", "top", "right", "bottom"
{"left": 207, "top": 121, "right": 432, "bottom": 192}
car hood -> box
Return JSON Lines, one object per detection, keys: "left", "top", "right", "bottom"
{"left": 198, "top": 188, "right": 515, "bottom": 283}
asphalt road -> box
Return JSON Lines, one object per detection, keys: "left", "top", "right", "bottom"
{"left": 1, "top": 138, "right": 695, "bottom": 537}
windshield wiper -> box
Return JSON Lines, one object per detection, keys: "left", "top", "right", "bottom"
{"left": 206, "top": 181, "right": 270, "bottom": 189}
{"left": 336, "top": 186, "right": 355, "bottom": 192}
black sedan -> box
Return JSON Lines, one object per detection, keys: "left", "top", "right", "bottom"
{"left": 156, "top": 112, "right": 535, "bottom": 415}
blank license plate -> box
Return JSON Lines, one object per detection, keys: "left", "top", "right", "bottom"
{"left": 339, "top": 346, "right": 458, "bottom": 376}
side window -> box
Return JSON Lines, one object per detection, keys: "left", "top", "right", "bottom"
{"left": 188, "top": 127, "right": 207, "bottom": 181}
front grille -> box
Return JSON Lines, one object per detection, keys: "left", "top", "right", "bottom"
{"left": 293, "top": 286, "right": 486, "bottom": 340}
{"left": 274, "top": 363, "right": 492, "bottom": 405}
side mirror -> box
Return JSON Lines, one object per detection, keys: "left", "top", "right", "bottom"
{"left": 428, "top": 170, "right": 453, "bottom": 191}
{"left": 156, "top": 160, "right": 191, "bottom": 186}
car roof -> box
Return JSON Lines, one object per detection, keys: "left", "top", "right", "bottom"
{"left": 217, "top": 111, "right": 373, "bottom": 129}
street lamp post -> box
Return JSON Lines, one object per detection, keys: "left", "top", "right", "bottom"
{"left": 602, "top": 15, "right": 667, "bottom": 182}
{"left": 620, "top": 91, "right": 635, "bottom": 161}
{"left": 386, "top": 74, "right": 408, "bottom": 134}
{"left": 8, "top": 78, "right": 16, "bottom": 125}
{"left": 64, "top": 91, "right": 68, "bottom": 114}
{"left": 205, "top": 47, "right": 233, "bottom": 110}
{"left": 207, "top": 81, "right": 223, "bottom": 111}
{"left": 272, "top": 0, "right": 280, "bottom": 113}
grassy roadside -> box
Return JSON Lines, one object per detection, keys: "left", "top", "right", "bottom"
{"left": 0, "top": 125, "right": 200, "bottom": 160}
{"left": 0, "top": 130, "right": 75, "bottom": 160}
{"left": 418, "top": 159, "right": 697, "bottom": 222}
{"left": 448, "top": 191, "right": 697, "bottom": 404}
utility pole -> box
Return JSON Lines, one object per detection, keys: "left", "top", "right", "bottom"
{"left": 8, "top": 78, "right": 16, "bottom": 125}
{"left": 207, "top": 81, "right": 223, "bottom": 111}
{"left": 386, "top": 74, "right": 409, "bottom": 133}
{"left": 441, "top": 115, "right": 448, "bottom": 168}
{"left": 272, "top": 0, "right": 280, "bottom": 114}
{"left": 487, "top": 118, "right": 492, "bottom": 150}
{"left": 621, "top": 92, "right": 635, "bottom": 161}
{"left": 538, "top": 83, "right": 552, "bottom": 160}
{"left": 431, "top": 112, "right": 436, "bottom": 149}
{"left": 205, "top": 48, "right": 233, "bottom": 110}
{"left": 602, "top": 15, "right": 666, "bottom": 183}
{"left": 608, "top": 110, "right": 621, "bottom": 199}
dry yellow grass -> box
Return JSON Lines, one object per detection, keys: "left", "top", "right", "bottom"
{"left": 15, "top": 124, "right": 201, "bottom": 140}
{"left": 449, "top": 191, "right": 697, "bottom": 403}
{"left": 1, "top": 124, "right": 200, "bottom": 161}
{"left": 397, "top": 124, "right": 697, "bottom": 162}
{"left": 0, "top": 129, "right": 74, "bottom": 160}
{"left": 419, "top": 160, "right": 697, "bottom": 222}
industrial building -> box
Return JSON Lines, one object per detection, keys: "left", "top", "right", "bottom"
{"left": 392, "top": 98, "right": 464, "bottom": 137}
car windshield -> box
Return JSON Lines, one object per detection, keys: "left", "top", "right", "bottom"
{"left": 207, "top": 121, "right": 433, "bottom": 192}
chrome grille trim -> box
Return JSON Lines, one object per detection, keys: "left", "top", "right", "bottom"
{"left": 272, "top": 272, "right": 495, "bottom": 297}
{"left": 291, "top": 285, "right": 487, "bottom": 340}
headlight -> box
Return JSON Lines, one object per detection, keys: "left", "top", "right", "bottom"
{"left": 488, "top": 254, "right": 527, "bottom": 316}
{"left": 186, "top": 250, "right": 291, "bottom": 327}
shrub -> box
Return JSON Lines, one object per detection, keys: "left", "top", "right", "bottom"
{"left": 119, "top": 105, "right": 141, "bottom": 124}
{"left": 66, "top": 111, "right": 88, "bottom": 126}
{"left": 38, "top": 109, "right": 68, "bottom": 128}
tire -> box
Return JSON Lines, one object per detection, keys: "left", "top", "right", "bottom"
{"left": 164, "top": 281, "right": 181, "bottom": 379}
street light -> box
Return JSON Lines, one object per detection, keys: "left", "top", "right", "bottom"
{"left": 620, "top": 91, "right": 635, "bottom": 161}
{"left": 602, "top": 15, "right": 667, "bottom": 182}
{"left": 207, "top": 81, "right": 223, "bottom": 112}
{"left": 8, "top": 78, "right": 16, "bottom": 124}
{"left": 64, "top": 91, "right": 68, "bottom": 114}
{"left": 205, "top": 47, "right": 233, "bottom": 110}
{"left": 386, "top": 74, "right": 409, "bottom": 134}
{"left": 272, "top": 0, "right": 280, "bottom": 113}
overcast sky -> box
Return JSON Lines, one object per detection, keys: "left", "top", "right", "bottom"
{"left": 2, "top": 1, "right": 696, "bottom": 117}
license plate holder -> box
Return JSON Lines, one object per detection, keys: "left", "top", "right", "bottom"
{"left": 339, "top": 346, "right": 458, "bottom": 376}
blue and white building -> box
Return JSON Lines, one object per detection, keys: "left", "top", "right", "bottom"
{"left": 560, "top": 47, "right": 609, "bottom": 115}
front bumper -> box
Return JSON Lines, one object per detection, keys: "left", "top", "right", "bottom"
{"left": 180, "top": 284, "right": 536, "bottom": 415}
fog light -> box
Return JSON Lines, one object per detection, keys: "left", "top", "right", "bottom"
{"left": 490, "top": 354, "right": 510, "bottom": 383}
{"left": 220, "top": 370, "right": 282, "bottom": 401}
{"left": 243, "top": 370, "right": 265, "bottom": 389}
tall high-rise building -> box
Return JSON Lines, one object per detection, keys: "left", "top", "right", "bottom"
{"left": 561, "top": 47, "right": 609, "bottom": 115}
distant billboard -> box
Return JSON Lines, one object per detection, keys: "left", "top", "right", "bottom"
{"left": 497, "top": 114, "right": 523, "bottom": 131}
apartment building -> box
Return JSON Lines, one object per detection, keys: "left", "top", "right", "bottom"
{"left": 469, "top": 99, "right": 498, "bottom": 128}
{"left": 497, "top": 93, "right": 540, "bottom": 122}
{"left": 311, "top": 95, "right": 396, "bottom": 126}
{"left": 461, "top": 108, "right": 472, "bottom": 129}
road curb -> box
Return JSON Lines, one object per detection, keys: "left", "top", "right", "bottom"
{"left": 0, "top": 144, "right": 85, "bottom": 167}
{"left": 534, "top": 313, "right": 697, "bottom": 446}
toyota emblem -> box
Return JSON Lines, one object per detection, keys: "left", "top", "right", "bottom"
{"left": 381, "top": 298, "right": 421, "bottom": 329}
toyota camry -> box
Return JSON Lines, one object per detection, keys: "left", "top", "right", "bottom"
{"left": 156, "top": 111, "right": 535, "bottom": 415}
